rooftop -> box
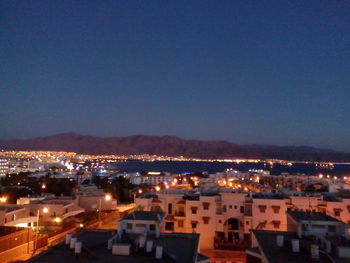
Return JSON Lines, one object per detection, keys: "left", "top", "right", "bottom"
{"left": 287, "top": 210, "right": 343, "bottom": 223}
{"left": 0, "top": 205, "right": 25, "bottom": 213}
{"left": 27, "top": 229, "right": 205, "bottom": 263}
{"left": 252, "top": 230, "right": 350, "bottom": 263}
{"left": 121, "top": 211, "right": 166, "bottom": 222}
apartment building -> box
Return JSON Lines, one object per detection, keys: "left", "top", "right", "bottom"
{"left": 135, "top": 189, "right": 350, "bottom": 249}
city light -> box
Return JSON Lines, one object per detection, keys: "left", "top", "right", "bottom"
{"left": 42, "top": 207, "right": 49, "bottom": 213}
{"left": 105, "top": 194, "right": 112, "bottom": 201}
{"left": 0, "top": 196, "right": 7, "bottom": 203}
{"left": 138, "top": 189, "right": 143, "bottom": 194}
{"left": 54, "top": 217, "right": 61, "bottom": 223}
{"left": 155, "top": 186, "right": 160, "bottom": 191}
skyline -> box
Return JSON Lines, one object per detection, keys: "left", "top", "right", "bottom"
{"left": 1, "top": 1, "right": 350, "bottom": 151}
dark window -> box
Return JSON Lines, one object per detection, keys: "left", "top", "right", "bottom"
{"left": 149, "top": 224, "right": 156, "bottom": 231}
{"left": 218, "top": 220, "right": 222, "bottom": 224}
{"left": 165, "top": 222, "right": 174, "bottom": 231}
{"left": 202, "top": 202, "right": 210, "bottom": 210}
{"left": 168, "top": 203, "right": 172, "bottom": 214}
{"left": 240, "top": 206, "right": 244, "bottom": 213}
{"left": 223, "top": 205, "right": 227, "bottom": 212}
{"left": 191, "top": 222, "right": 197, "bottom": 229}
{"left": 127, "top": 223, "right": 132, "bottom": 230}
{"left": 234, "top": 205, "right": 237, "bottom": 209}
{"left": 229, "top": 205, "right": 232, "bottom": 209}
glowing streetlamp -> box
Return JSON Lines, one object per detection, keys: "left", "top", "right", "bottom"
{"left": 98, "top": 194, "right": 111, "bottom": 225}
{"left": 34, "top": 207, "right": 48, "bottom": 252}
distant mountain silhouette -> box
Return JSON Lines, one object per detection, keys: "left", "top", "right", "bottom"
{"left": 0, "top": 133, "right": 349, "bottom": 162}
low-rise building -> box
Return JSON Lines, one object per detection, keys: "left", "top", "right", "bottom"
{"left": 247, "top": 211, "right": 350, "bottom": 263}
{"left": 0, "top": 205, "right": 36, "bottom": 228}
{"left": 27, "top": 211, "right": 210, "bottom": 263}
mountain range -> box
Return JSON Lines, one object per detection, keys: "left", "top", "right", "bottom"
{"left": 0, "top": 133, "right": 349, "bottom": 162}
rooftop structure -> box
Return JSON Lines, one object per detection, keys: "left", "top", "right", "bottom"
{"left": 27, "top": 210, "right": 209, "bottom": 263}
{"left": 247, "top": 211, "right": 350, "bottom": 263}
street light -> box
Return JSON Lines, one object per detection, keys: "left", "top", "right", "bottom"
{"left": 34, "top": 207, "right": 48, "bottom": 253}
{"left": 98, "top": 194, "right": 111, "bottom": 225}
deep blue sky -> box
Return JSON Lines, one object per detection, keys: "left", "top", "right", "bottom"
{"left": 1, "top": 1, "right": 350, "bottom": 151}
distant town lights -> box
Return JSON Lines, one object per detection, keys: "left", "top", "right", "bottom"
{"left": 105, "top": 194, "right": 112, "bottom": 201}
{"left": 43, "top": 207, "right": 49, "bottom": 213}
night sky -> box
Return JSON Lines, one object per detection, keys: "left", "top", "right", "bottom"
{"left": 1, "top": 1, "right": 350, "bottom": 151}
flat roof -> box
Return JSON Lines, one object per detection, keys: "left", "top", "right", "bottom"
{"left": 0, "top": 205, "right": 24, "bottom": 213}
{"left": 287, "top": 210, "right": 342, "bottom": 223}
{"left": 26, "top": 229, "right": 202, "bottom": 263}
{"left": 252, "top": 230, "right": 350, "bottom": 263}
{"left": 121, "top": 211, "right": 165, "bottom": 222}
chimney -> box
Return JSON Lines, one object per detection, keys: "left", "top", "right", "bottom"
{"left": 75, "top": 242, "right": 82, "bottom": 254}
{"left": 155, "top": 246, "right": 163, "bottom": 259}
{"left": 291, "top": 239, "right": 300, "bottom": 253}
{"left": 66, "top": 234, "right": 72, "bottom": 245}
{"left": 310, "top": 244, "right": 319, "bottom": 259}
{"left": 70, "top": 237, "right": 77, "bottom": 249}
{"left": 276, "top": 235, "right": 284, "bottom": 247}
{"left": 146, "top": 241, "right": 153, "bottom": 253}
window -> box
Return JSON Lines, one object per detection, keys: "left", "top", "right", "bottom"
{"left": 271, "top": 220, "right": 280, "bottom": 229}
{"left": 334, "top": 208, "right": 342, "bottom": 217}
{"left": 12, "top": 214, "right": 16, "bottom": 221}
{"left": 168, "top": 203, "right": 173, "bottom": 214}
{"left": 202, "top": 202, "right": 210, "bottom": 210}
{"left": 234, "top": 205, "right": 237, "bottom": 209}
{"left": 191, "top": 221, "right": 198, "bottom": 229}
{"left": 258, "top": 205, "right": 267, "bottom": 213}
{"left": 218, "top": 219, "right": 222, "bottom": 224}
{"left": 240, "top": 206, "right": 244, "bottom": 213}
{"left": 126, "top": 223, "right": 132, "bottom": 230}
{"left": 149, "top": 224, "right": 156, "bottom": 231}
{"left": 229, "top": 205, "right": 232, "bottom": 209}
{"left": 246, "top": 221, "right": 249, "bottom": 225}
{"left": 178, "top": 220, "right": 184, "bottom": 228}
{"left": 272, "top": 206, "right": 280, "bottom": 214}
{"left": 191, "top": 207, "right": 198, "bottom": 214}
{"left": 223, "top": 205, "right": 227, "bottom": 213}
{"left": 203, "top": 216, "right": 210, "bottom": 224}
{"left": 165, "top": 222, "right": 174, "bottom": 231}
